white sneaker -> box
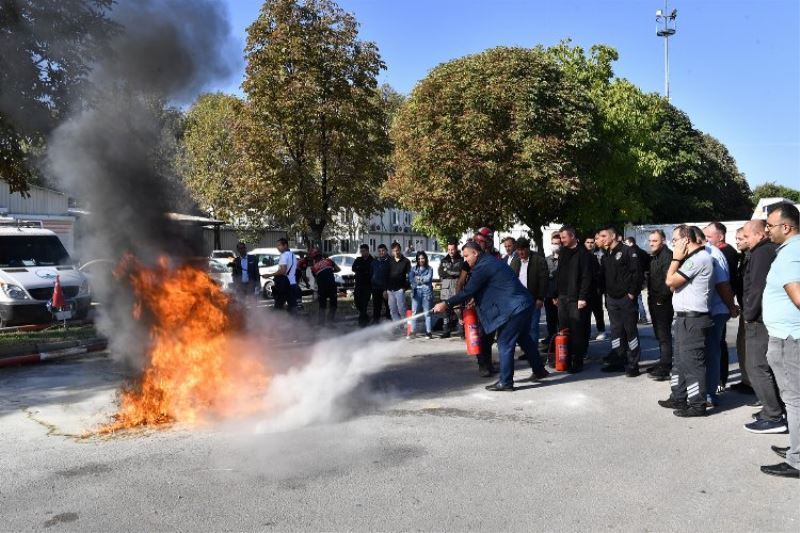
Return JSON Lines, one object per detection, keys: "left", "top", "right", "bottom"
{"left": 595, "top": 332, "right": 607, "bottom": 341}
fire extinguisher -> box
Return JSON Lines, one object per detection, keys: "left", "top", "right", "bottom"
{"left": 462, "top": 307, "right": 481, "bottom": 356}
{"left": 554, "top": 328, "right": 570, "bottom": 372}
{"left": 406, "top": 309, "right": 413, "bottom": 337}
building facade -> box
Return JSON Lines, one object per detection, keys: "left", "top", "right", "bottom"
{"left": 0, "top": 181, "right": 76, "bottom": 254}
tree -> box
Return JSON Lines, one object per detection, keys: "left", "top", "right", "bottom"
{"left": 386, "top": 46, "right": 598, "bottom": 249}
{"left": 241, "top": 0, "right": 391, "bottom": 245}
{"left": 0, "top": 0, "right": 116, "bottom": 193}
{"left": 751, "top": 181, "right": 800, "bottom": 204}
{"left": 179, "top": 92, "right": 251, "bottom": 225}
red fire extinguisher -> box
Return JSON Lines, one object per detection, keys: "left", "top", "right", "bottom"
{"left": 405, "top": 309, "right": 413, "bottom": 337}
{"left": 462, "top": 307, "right": 481, "bottom": 356}
{"left": 554, "top": 328, "right": 570, "bottom": 372}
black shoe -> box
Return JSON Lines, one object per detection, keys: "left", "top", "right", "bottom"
{"left": 485, "top": 381, "right": 514, "bottom": 392}
{"left": 760, "top": 462, "right": 799, "bottom": 478}
{"left": 530, "top": 368, "right": 550, "bottom": 381}
{"left": 478, "top": 366, "right": 492, "bottom": 378}
{"left": 517, "top": 353, "right": 527, "bottom": 360}
{"left": 626, "top": 367, "right": 641, "bottom": 378}
{"left": 748, "top": 399, "right": 763, "bottom": 408}
{"left": 601, "top": 364, "right": 625, "bottom": 373}
{"left": 658, "top": 398, "right": 687, "bottom": 410}
{"left": 730, "top": 382, "right": 755, "bottom": 394}
{"left": 673, "top": 406, "right": 707, "bottom": 417}
{"left": 744, "top": 418, "right": 788, "bottom": 434}
{"left": 425, "top": 333, "right": 433, "bottom": 339}
{"left": 771, "top": 445, "right": 789, "bottom": 459}
{"left": 650, "top": 370, "right": 670, "bottom": 381}
{"left": 440, "top": 331, "right": 451, "bottom": 339}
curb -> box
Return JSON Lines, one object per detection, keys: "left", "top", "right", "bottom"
{"left": 0, "top": 338, "right": 108, "bottom": 368}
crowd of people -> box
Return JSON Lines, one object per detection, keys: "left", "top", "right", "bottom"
{"left": 229, "top": 203, "right": 800, "bottom": 479}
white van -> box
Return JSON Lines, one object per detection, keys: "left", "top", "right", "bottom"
{"left": 0, "top": 222, "right": 91, "bottom": 326}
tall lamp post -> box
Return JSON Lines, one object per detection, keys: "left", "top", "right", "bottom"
{"left": 656, "top": 2, "right": 678, "bottom": 101}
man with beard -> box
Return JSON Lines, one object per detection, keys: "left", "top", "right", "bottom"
{"left": 434, "top": 241, "right": 540, "bottom": 391}
{"left": 599, "top": 226, "right": 644, "bottom": 376}
{"left": 438, "top": 241, "right": 464, "bottom": 338}
{"left": 554, "top": 225, "right": 592, "bottom": 373}
{"left": 646, "top": 230, "right": 674, "bottom": 381}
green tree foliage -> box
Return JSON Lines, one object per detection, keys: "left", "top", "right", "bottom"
{"left": 179, "top": 92, "right": 249, "bottom": 223}
{"left": 0, "top": 0, "right": 115, "bottom": 193}
{"left": 386, "top": 46, "right": 597, "bottom": 246}
{"left": 388, "top": 42, "right": 754, "bottom": 246}
{"left": 241, "top": 0, "right": 391, "bottom": 245}
{"left": 751, "top": 181, "right": 800, "bottom": 204}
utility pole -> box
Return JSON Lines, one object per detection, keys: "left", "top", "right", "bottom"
{"left": 656, "top": 1, "right": 678, "bottom": 101}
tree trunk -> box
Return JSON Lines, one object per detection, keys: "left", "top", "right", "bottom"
{"left": 530, "top": 224, "right": 544, "bottom": 256}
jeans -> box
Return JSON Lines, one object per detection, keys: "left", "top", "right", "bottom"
{"left": 705, "top": 313, "right": 730, "bottom": 403}
{"left": 411, "top": 289, "right": 433, "bottom": 334}
{"left": 496, "top": 306, "right": 542, "bottom": 387}
{"left": 387, "top": 289, "right": 406, "bottom": 321}
{"left": 765, "top": 336, "right": 800, "bottom": 469}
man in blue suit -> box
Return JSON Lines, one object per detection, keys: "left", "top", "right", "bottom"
{"left": 433, "top": 241, "right": 540, "bottom": 391}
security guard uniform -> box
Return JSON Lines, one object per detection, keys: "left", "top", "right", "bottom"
{"left": 602, "top": 241, "right": 644, "bottom": 374}
{"left": 668, "top": 247, "right": 715, "bottom": 411}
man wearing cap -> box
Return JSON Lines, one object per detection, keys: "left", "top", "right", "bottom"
{"left": 658, "top": 225, "right": 715, "bottom": 417}
{"left": 434, "top": 241, "right": 539, "bottom": 391}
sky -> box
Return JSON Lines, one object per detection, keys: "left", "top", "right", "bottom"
{"left": 215, "top": 0, "right": 800, "bottom": 191}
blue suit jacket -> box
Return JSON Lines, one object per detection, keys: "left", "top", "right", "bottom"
{"left": 446, "top": 253, "right": 533, "bottom": 334}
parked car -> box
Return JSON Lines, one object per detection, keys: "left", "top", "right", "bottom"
{"left": 0, "top": 224, "right": 91, "bottom": 326}
{"left": 209, "top": 249, "right": 235, "bottom": 267}
{"left": 248, "top": 247, "right": 313, "bottom": 299}
{"left": 327, "top": 254, "right": 357, "bottom": 292}
{"left": 207, "top": 259, "right": 234, "bottom": 293}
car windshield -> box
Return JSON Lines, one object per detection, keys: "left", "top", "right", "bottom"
{"left": 343, "top": 257, "right": 355, "bottom": 266}
{"left": 253, "top": 253, "right": 280, "bottom": 267}
{"left": 208, "top": 261, "right": 231, "bottom": 273}
{"left": 0, "top": 235, "right": 71, "bottom": 267}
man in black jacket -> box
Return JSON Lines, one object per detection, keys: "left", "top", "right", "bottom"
{"left": 511, "top": 238, "right": 549, "bottom": 361}
{"left": 646, "top": 230, "right": 674, "bottom": 381}
{"left": 438, "top": 241, "right": 464, "bottom": 338}
{"left": 555, "top": 225, "right": 592, "bottom": 373}
{"left": 599, "top": 225, "right": 644, "bottom": 376}
{"left": 229, "top": 241, "right": 260, "bottom": 299}
{"left": 352, "top": 244, "right": 373, "bottom": 327}
{"left": 387, "top": 242, "right": 411, "bottom": 323}
{"left": 741, "top": 220, "right": 785, "bottom": 433}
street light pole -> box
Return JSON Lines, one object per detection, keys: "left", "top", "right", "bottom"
{"left": 656, "top": 1, "right": 677, "bottom": 102}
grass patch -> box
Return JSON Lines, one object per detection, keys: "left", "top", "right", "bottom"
{"left": 0, "top": 324, "right": 100, "bottom": 350}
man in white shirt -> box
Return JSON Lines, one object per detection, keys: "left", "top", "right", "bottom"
{"left": 263, "top": 238, "right": 299, "bottom": 313}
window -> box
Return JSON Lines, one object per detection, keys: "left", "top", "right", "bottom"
{"left": 405, "top": 213, "right": 411, "bottom": 224}
{"left": 369, "top": 238, "right": 376, "bottom": 251}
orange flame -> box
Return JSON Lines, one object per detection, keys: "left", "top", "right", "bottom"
{"left": 101, "top": 256, "right": 269, "bottom": 432}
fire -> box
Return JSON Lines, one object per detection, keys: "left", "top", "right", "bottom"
{"left": 101, "top": 256, "right": 269, "bottom": 432}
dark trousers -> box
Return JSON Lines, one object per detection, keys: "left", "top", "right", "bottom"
{"left": 720, "top": 325, "right": 730, "bottom": 387}
{"left": 670, "top": 315, "right": 712, "bottom": 408}
{"left": 354, "top": 285, "right": 371, "bottom": 327}
{"left": 478, "top": 330, "right": 496, "bottom": 371}
{"left": 371, "top": 288, "right": 391, "bottom": 322}
{"left": 735, "top": 315, "right": 751, "bottom": 386}
{"left": 590, "top": 292, "right": 605, "bottom": 333}
{"left": 317, "top": 280, "right": 337, "bottom": 325}
{"left": 496, "top": 307, "right": 542, "bottom": 387}
{"left": 606, "top": 296, "right": 641, "bottom": 370}
{"left": 273, "top": 277, "right": 298, "bottom": 313}
{"left": 648, "top": 300, "right": 674, "bottom": 370}
{"left": 544, "top": 297, "right": 558, "bottom": 343}
{"left": 745, "top": 322, "right": 784, "bottom": 420}
{"left": 557, "top": 298, "right": 589, "bottom": 369}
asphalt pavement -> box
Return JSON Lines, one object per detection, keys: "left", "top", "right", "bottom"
{"left": 0, "top": 316, "right": 798, "bottom": 532}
